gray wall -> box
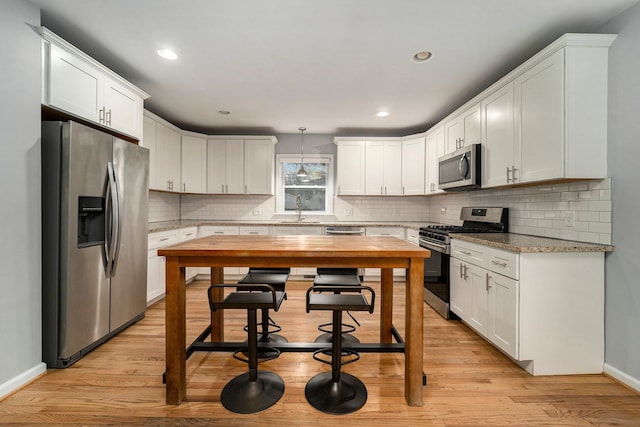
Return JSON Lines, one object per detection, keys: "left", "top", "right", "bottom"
{"left": 598, "top": 4, "right": 640, "bottom": 386}
{"left": 0, "top": 0, "right": 43, "bottom": 394}
{"left": 274, "top": 133, "right": 336, "bottom": 156}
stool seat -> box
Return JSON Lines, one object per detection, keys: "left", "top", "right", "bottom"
{"left": 238, "top": 268, "right": 290, "bottom": 292}
{"left": 304, "top": 285, "right": 375, "bottom": 415}
{"left": 217, "top": 290, "right": 286, "bottom": 310}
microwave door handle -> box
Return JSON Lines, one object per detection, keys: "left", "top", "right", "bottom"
{"left": 459, "top": 153, "right": 469, "bottom": 178}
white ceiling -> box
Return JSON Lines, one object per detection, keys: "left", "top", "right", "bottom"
{"left": 30, "top": 0, "right": 639, "bottom": 136}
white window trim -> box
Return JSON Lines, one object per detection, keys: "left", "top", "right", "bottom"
{"left": 276, "top": 154, "right": 334, "bottom": 215}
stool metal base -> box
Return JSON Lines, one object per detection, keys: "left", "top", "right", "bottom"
{"left": 305, "top": 372, "right": 367, "bottom": 415}
{"left": 314, "top": 332, "right": 360, "bottom": 345}
{"left": 243, "top": 333, "right": 288, "bottom": 360}
{"left": 221, "top": 370, "right": 285, "bottom": 414}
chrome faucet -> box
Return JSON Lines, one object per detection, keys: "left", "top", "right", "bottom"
{"left": 295, "top": 194, "right": 303, "bottom": 221}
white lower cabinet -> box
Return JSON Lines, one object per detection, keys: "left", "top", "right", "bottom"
{"left": 147, "top": 229, "right": 179, "bottom": 305}
{"left": 147, "top": 227, "right": 199, "bottom": 305}
{"left": 450, "top": 238, "right": 604, "bottom": 375}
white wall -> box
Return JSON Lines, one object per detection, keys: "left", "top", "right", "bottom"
{"left": 597, "top": 3, "right": 640, "bottom": 390}
{"left": 0, "top": 0, "right": 46, "bottom": 398}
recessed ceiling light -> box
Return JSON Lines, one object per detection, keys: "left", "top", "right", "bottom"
{"left": 412, "top": 51, "right": 432, "bottom": 63}
{"left": 376, "top": 111, "right": 390, "bottom": 117}
{"left": 218, "top": 110, "right": 230, "bottom": 115}
{"left": 157, "top": 48, "right": 178, "bottom": 60}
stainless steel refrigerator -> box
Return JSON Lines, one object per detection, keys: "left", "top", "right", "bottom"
{"left": 42, "top": 120, "right": 149, "bottom": 368}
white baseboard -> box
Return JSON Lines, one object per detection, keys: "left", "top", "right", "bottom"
{"left": 603, "top": 363, "right": 640, "bottom": 393}
{"left": 0, "top": 363, "right": 47, "bottom": 401}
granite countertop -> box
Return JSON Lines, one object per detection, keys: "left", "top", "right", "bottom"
{"left": 148, "top": 220, "right": 428, "bottom": 233}
{"left": 451, "top": 233, "right": 614, "bottom": 253}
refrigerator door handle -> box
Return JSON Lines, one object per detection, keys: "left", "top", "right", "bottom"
{"left": 106, "top": 162, "right": 121, "bottom": 276}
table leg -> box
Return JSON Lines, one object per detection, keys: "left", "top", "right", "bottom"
{"left": 165, "top": 257, "right": 186, "bottom": 404}
{"left": 405, "top": 257, "right": 424, "bottom": 406}
{"left": 210, "top": 267, "right": 224, "bottom": 342}
{"left": 380, "top": 267, "right": 393, "bottom": 343}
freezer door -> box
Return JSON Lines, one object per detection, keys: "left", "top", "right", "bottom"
{"left": 110, "top": 139, "right": 149, "bottom": 331}
{"left": 59, "top": 122, "right": 113, "bottom": 360}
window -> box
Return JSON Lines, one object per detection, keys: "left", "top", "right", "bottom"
{"left": 276, "top": 154, "right": 334, "bottom": 214}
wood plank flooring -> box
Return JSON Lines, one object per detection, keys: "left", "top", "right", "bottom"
{"left": 1, "top": 279, "right": 639, "bottom": 426}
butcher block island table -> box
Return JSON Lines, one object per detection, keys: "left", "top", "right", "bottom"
{"left": 158, "top": 234, "right": 430, "bottom": 406}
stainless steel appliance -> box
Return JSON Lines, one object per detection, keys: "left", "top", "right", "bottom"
{"left": 438, "top": 143, "right": 481, "bottom": 191}
{"left": 419, "top": 207, "right": 508, "bottom": 318}
{"left": 41, "top": 120, "right": 149, "bottom": 368}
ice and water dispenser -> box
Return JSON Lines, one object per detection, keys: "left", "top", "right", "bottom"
{"left": 77, "top": 196, "right": 105, "bottom": 247}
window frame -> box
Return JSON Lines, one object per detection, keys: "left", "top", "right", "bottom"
{"left": 275, "top": 154, "right": 334, "bottom": 215}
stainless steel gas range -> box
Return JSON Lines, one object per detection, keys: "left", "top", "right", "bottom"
{"left": 418, "top": 207, "right": 509, "bottom": 319}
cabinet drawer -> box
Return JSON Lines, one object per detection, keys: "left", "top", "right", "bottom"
{"left": 366, "top": 226, "right": 405, "bottom": 239}
{"left": 148, "top": 230, "right": 179, "bottom": 250}
{"left": 488, "top": 248, "right": 519, "bottom": 280}
{"left": 198, "top": 225, "right": 240, "bottom": 236}
{"left": 178, "top": 227, "right": 198, "bottom": 241}
{"left": 239, "top": 226, "right": 270, "bottom": 235}
{"left": 406, "top": 228, "right": 419, "bottom": 245}
{"left": 451, "top": 239, "right": 488, "bottom": 268}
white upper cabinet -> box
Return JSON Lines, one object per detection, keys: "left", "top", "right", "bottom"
{"left": 365, "top": 141, "right": 402, "bottom": 196}
{"left": 401, "top": 136, "right": 425, "bottom": 195}
{"left": 181, "top": 134, "right": 207, "bottom": 193}
{"left": 444, "top": 103, "right": 481, "bottom": 154}
{"left": 481, "top": 82, "right": 515, "bottom": 188}
{"left": 464, "top": 34, "right": 615, "bottom": 188}
{"left": 244, "top": 139, "right": 275, "bottom": 195}
{"left": 41, "top": 28, "right": 148, "bottom": 139}
{"left": 335, "top": 140, "right": 366, "bottom": 195}
{"left": 425, "top": 126, "right": 445, "bottom": 195}
{"left": 155, "top": 122, "right": 182, "bottom": 192}
{"left": 207, "top": 138, "right": 275, "bottom": 195}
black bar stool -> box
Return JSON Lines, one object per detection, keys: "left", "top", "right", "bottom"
{"left": 313, "top": 268, "right": 362, "bottom": 347}
{"left": 304, "top": 285, "right": 375, "bottom": 415}
{"left": 238, "top": 267, "right": 290, "bottom": 358}
{"left": 208, "top": 283, "right": 286, "bottom": 414}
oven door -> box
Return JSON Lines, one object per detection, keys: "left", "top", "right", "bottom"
{"left": 420, "top": 238, "right": 452, "bottom": 319}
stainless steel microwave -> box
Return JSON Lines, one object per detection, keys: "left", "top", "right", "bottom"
{"left": 438, "top": 143, "right": 481, "bottom": 191}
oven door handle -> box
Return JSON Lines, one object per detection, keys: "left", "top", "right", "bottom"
{"left": 419, "top": 238, "right": 448, "bottom": 254}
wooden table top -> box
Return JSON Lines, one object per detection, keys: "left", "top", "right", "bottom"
{"left": 158, "top": 234, "right": 431, "bottom": 259}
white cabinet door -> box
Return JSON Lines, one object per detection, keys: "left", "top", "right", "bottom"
{"left": 450, "top": 258, "right": 468, "bottom": 318}
{"left": 488, "top": 272, "right": 519, "bottom": 358}
{"left": 514, "top": 49, "right": 564, "bottom": 184}
{"left": 155, "top": 123, "right": 182, "bottom": 192}
{"left": 206, "top": 139, "right": 227, "bottom": 194}
{"left": 143, "top": 116, "right": 162, "bottom": 190}
{"left": 364, "top": 141, "right": 384, "bottom": 195}
{"left": 48, "top": 42, "right": 102, "bottom": 123}
{"left": 226, "top": 141, "right": 245, "bottom": 194}
{"left": 103, "top": 78, "right": 143, "bottom": 138}
{"left": 181, "top": 134, "right": 207, "bottom": 193}
{"left": 244, "top": 139, "right": 274, "bottom": 195}
{"left": 336, "top": 141, "right": 365, "bottom": 195}
{"left": 425, "top": 126, "right": 444, "bottom": 194}
{"left": 146, "top": 250, "right": 165, "bottom": 305}
{"left": 482, "top": 82, "right": 515, "bottom": 187}
{"left": 466, "top": 263, "right": 489, "bottom": 335}
{"left": 401, "top": 137, "right": 425, "bottom": 195}
{"left": 445, "top": 103, "right": 481, "bottom": 153}
{"left": 365, "top": 141, "right": 402, "bottom": 196}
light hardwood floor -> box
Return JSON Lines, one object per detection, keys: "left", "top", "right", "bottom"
{"left": 2, "top": 279, "right": 639, "bottom": 426}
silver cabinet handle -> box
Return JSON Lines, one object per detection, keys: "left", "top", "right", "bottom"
{"left": 160, "top": 237, "right": 169, "bottom": 242}
{"left": 225, "top": 184, "right": 228, "bottom": 193}
{"left": 248, "top": 231, "right": 259, "bottom": 235}
{"left": 492, "top": 260, "right": 508, "bottom": 267}
{"left": 512, "top": 167, "right": 518, "bottom": 182}
{"left": 244, "top": 184, "right": 247, "bottom": 193}
{"left": 459, "top": 263, "right": 464, "bottom": 279}
{"left": 506, "top": 167, "right": 512, "bottom": 183}
{"left": 384, "top": 186, "right": 387, "bottom": 195}
{"left": 221, "top": 184, "right": 224, "bottom": 193}
{"left": 99, "top": 107, "right": 105, "bottom": 124}
{"left": 461, "top": 250, "right": 471, "bottom": 256}
{"left": 183, "top": 183, "right": 186, "bottom": 192}
{"left": 486, "top": 273, "right": 492, "bottom": 291}
{"left": 463, "top": 264, "right": 468, "bottom": 280}
{"left": 106, "top": 109, "right": 112, "bottom": 126}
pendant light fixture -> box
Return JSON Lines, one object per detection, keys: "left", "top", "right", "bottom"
{"left": 296, "top": 127, "right": 308, "bottom": 179}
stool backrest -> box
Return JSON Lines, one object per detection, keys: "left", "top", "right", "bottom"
{"left": 316, "top": 268, "right": 358, "bottom": 276}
